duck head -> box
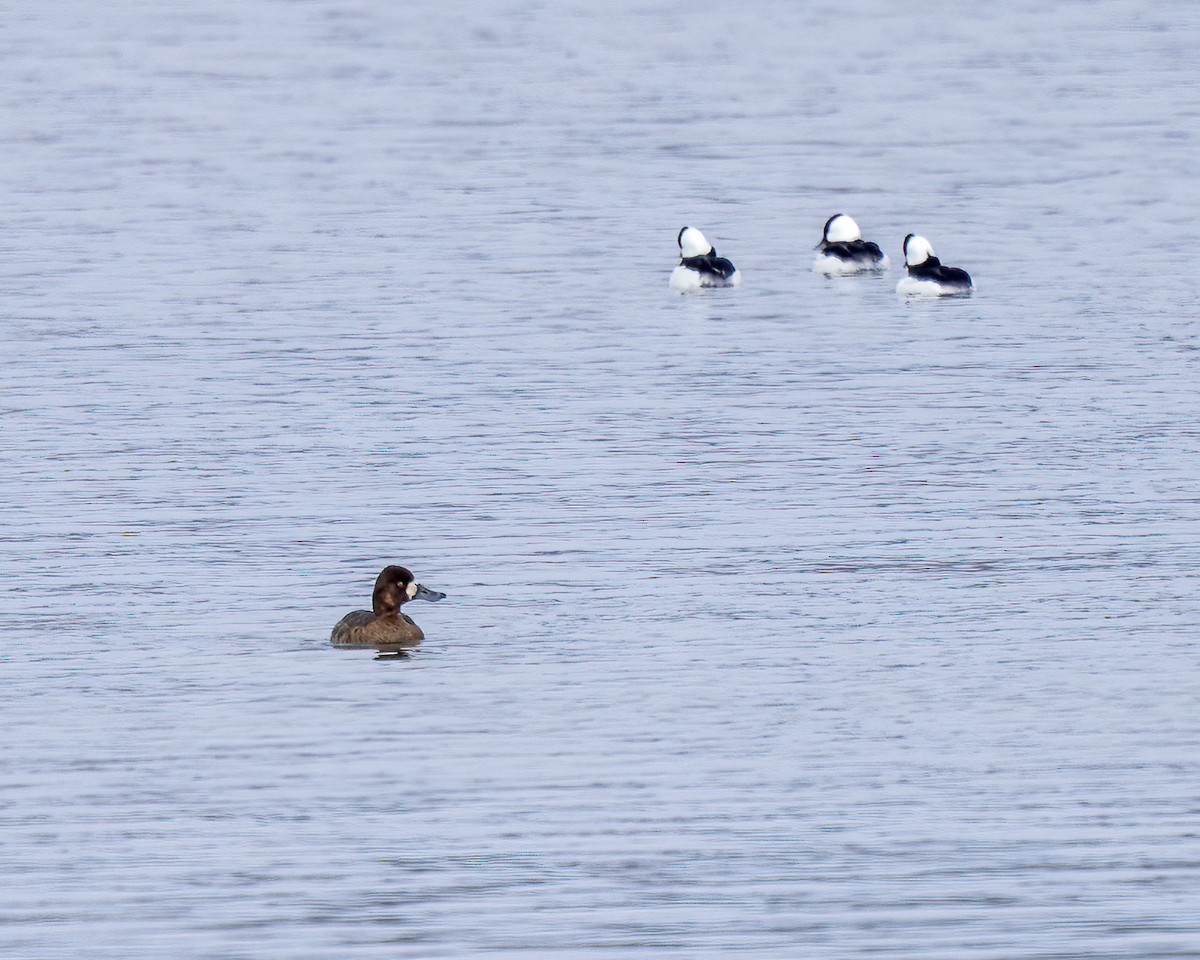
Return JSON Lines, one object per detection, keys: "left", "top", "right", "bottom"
{"left": 903, "top": 233, "right": 935, "bottom": 266}
{"left": 821, "top": 213, "right": 861, "bottom": 246}
{"left": 372, "top": 565, "right": 446, "bottom": 615}
{"left": 677, "top": 226, "right": 714, "bottom": 259}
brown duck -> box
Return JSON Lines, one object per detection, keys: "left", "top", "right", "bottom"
{"left": 330, "top": 565, "right": 446, "bottom": 648}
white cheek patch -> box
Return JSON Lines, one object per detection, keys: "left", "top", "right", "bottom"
{"left": 406, "top": 581, "right": 420, "bottom": 600}
{"left": 905, "top": 235, "right": 935, "bottom": 266}
{"left": 679, "top": 227, "right": 712, "bottom": 259}
{"left": 826, "top": 215, "right": 861, "bottom": 244}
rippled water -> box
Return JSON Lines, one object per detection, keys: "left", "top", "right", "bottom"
{"left": 3, "top": 1, "right": 1200, "bottom": 957}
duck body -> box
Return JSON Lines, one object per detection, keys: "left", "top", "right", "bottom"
{"left": 815, "top": 239, "right": 889, "bottom": 275}
{"left": 813, "top": 214, "right": 888, "bottom": 275}
{"left": 896, "top": 234, "right": 972, "bottom": 296}
{"left": 330, "top": 565, "right": 445, "bottom": 649}
{"left": 670, "top": 255, "right": 741, "bottom": 291}
{"left": 331, "top": 609, "right": 425, "bottom": 646}
{"left": 670, "top": 226, "right": 741, "bottom": 291}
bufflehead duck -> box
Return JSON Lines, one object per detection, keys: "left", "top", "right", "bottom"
{"left": 330, "top": 565, "right": 446, "bottom": 648}
{"left": 813, "top": 214, "right": 888, "bottom": 275}
{"left": 896, "top": 234, "right": 973, "bottom": 296}
{"left": 669, "top": 226, "right": 741, "bottom": 292}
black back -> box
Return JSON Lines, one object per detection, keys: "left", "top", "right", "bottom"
{"left": 820, "top": 239, "right": 885, "bottom": 262}
{"left": 680, "top": 250, "right": 737, "bottom": 279}
{"left": 907, "top": 255, "right": 971, "bottom": 288}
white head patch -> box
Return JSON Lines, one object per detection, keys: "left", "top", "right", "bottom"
{"left": 825, "top": 214, "right": 861, "bottom": 244}
{"left": 678, "top": 226, "right": 712, "bottom": 259}
{"left": 904, "top": 234, "right": 935, "bottom": 266}
{"left": 405, "top": 581, "right": 420, "bottom": 600}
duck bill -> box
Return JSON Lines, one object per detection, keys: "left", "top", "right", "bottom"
{"left": 412, "top": 584, "right": 446, "bottom": 602}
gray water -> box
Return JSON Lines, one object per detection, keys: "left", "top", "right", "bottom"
{"left": 3, "top": 1, "right": 1200, "bottom": 957}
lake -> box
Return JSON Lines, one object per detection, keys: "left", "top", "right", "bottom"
{"left": 2, "top": 0, "right": 1199, "bottom": 957}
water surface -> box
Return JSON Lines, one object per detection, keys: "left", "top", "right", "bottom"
{"left": 2, "top": 1, "right": 1199, "bottom": 957}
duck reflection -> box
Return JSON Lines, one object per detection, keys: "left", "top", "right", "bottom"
{"left": 331, "top": 565, "right": 445, "bottom": 652}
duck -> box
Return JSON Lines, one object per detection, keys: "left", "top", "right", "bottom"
{"left": 896, "top": 234, "right": 973, "bottom": 296}
{"left": 813, "top": 214, "right": 888, "bottom": 275}
{"left": 330, "top": 565, "right": 446, "bottom": 648}
{"left": 669, "top": 226, "right": 741, "bottom": 292}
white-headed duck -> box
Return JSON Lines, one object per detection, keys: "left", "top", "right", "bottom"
{"left": 813, "top": 214, "right": 889, "bottom": 275}
{"left": 897, "top": 234, "right": 973, "bottom": 296}
{"left": 670, "top": 226, "right": 741, "bottom": 292}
